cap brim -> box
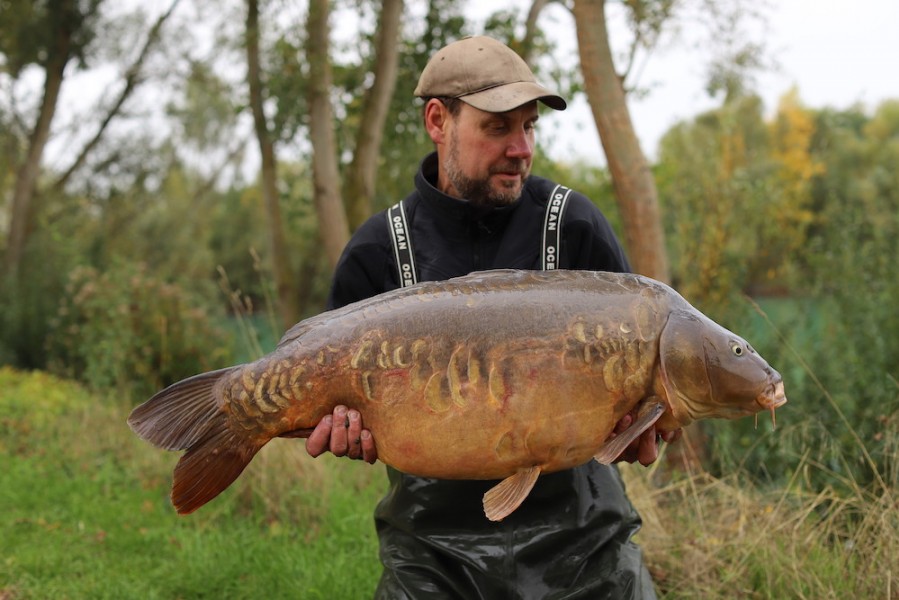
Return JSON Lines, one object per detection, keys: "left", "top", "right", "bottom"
{"left": 459, "top": 81, "right": 567, "bottom": 113}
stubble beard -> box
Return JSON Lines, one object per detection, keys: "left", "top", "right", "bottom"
{"left": 443, "top": 133, "right": 529, "bottom": 209}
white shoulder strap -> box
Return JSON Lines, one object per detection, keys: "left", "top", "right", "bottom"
{"left": 387, "top": 201, "right": 418, "bottom": 287}
{"left": 389, "top": 184, "right": 569, "bottom": 282}
{"left": 542, "top": 184, "right": 572, "bottom": 270}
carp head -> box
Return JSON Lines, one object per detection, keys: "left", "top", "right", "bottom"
{"left": 658, "top": 309, "right": 786, "bottom": 427}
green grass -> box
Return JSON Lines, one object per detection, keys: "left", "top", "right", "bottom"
{"left": 0, "top": 367, "right": 384, "bottom": 599}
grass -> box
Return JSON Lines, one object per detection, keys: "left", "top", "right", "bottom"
{"left": 1, "top": 366, "right": 897, "bottom": 599}
{"left": 620, "top": 425, "right": 898, "bottom": 598}
{"left": 0, "top": 366, "right": 385, "bottom": 599}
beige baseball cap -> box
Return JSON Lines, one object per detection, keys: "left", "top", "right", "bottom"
{"left": 414, "top": 36, "right": 567, "bottom": 113}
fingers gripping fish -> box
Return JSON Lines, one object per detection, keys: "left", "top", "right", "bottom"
{"left": 128, "top": 269, "right": 786, "bottom": 521}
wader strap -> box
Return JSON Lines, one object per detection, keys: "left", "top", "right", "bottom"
{"left": 387, "top": 201, "right": 418, "bottom": 287}
{"left": 389, "top": 184, "right": 570, "bottom": 282}
{"left": 542, "top": 184, "right": 571, "bottom": 270}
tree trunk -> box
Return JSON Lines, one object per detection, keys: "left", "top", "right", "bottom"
{"left": 247, "top": 0, "right": 301, "bottom": 328}
{"left": 572, "top": 0, "right": 670, "bottom": 283}
{"left": 343, "top": 0, "right": 403, "bottom": 231}
{"left": 306, "top": 0, "right": 350, "bottom": 268}
{"left": 572, "top": 0, "right": 705, "bottom": 470}
{"left": 520, "top": 0, "right": 554, "bottom": 64}
{"left": 3, "top": 1, "right": 74, "bottom": 279}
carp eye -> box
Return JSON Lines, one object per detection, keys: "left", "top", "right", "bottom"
{"left": 731, "top": 343, "right": 744, "bottom": 356}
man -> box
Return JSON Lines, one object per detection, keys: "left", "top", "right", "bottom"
{"left": 306, "top": 36, "right": 675, "bottom": 599}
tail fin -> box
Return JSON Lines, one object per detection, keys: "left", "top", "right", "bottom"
{"left": 170, "top": 413, "right": 262, "bottom": 514}
{"left": 128, "top": 367, "right": 236, "bottom": 450}
{"left": 128, "top": 367, "right": 264, "bottom": 514}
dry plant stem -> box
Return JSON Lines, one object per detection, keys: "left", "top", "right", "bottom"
{"left": 217, "top": 265, "right": 264, "bottom": 359}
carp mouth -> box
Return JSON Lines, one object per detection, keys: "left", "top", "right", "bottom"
{"left": 756, "top": 379, "right": 787, "bottom": 428}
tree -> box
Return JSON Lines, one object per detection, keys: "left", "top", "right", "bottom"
{"left": 765, "top": 88, "right": 821, "bottom": 281}
{"left": 505, "top": 0, "right": 675, "bottom": 281}
{"left": 366, "top": 0, "right": 467, "bottom": 211}
{"left": 655, "top": 95, "right": 770, "bottom": 305}
{"left": 571, "top": 0, "right": 669, "bottom": 282}
{"left": 203, "top": 0, "right": 407, "bottom": 324}
{"left": 2, "top": 0, "right": 100, "bottom": 279}
{"left": 305, "top": 0, "right": 350, "bottom": 269}
{"left": 342, "top": 0, "right": 404, "bottom": 231}
{"left": 246, "top": 0, "right": 301, "bottom": 328}
{"left": 52, "top": 0, "right": 182, "bottom": 191}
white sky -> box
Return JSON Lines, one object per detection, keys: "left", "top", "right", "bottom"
{"left": 34, "top": 0, "right": 899, "bottom": 175}
{"left": 516, "top": 0, "right": 899, "bottom": 164}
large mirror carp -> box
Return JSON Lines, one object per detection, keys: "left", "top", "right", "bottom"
{"left": 128, "top": 269, "right": 786, "bottom": 521}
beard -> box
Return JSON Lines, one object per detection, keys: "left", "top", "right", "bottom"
{"left": 443, "top": 133, "right": 529, "bottom": 209}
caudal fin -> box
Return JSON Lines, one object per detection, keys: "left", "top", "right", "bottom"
{"left": 127, "top": 367, "right": 264, "bottom": 514}
{"left": 169, "top": 414, "right": 262, "bottom": 514}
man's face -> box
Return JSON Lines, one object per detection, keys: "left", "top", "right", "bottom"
{"left": 440, "top": 101, "right": 538, "bottom": 208}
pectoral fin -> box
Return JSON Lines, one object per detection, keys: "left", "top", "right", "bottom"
{"left": 482, "top": 465, "right": 541, "bottom": 522}
{"left": 593, "top": 399, "right": 665, "bottom": 464}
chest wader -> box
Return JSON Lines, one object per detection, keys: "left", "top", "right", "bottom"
{"left": 387, "top": 184, "right": 573, "bottom": 284}
{"left": 378, "top": 185, "right": 657, "bottom": 599}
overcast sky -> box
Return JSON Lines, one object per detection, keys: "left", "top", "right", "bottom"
{"left": 43, "top": 0, "right": 899, "bottom": 173}
{"left": 514, "top": 0, "right": 899, "bottom": 164}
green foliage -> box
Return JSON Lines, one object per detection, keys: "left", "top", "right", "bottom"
{"left": 656, "top": 94, "right": 774, "bottom": 306}
{"left": 277, "top": 162, "right": 334, "bottom": 317}
{"left": 44, "top": 262, "right": 232, "bottom": 401}
{"left": 207, "top": 186, "right": 278, "bottom": 309}
{"left": 658, "top": 94, "right": 899, "bottom": 494}
{"left": 266, "top": 33, "right": 310, "bottom": 143}
{"left": 0, "top": 208, "right": 86, "bottom": 368}
{"left": 0, "top": 0, "right": 101, "bottom": 76}
{"left": 789, "top": 99, "right": 899, "bottom": 489}
{"left": 166, "top": 59, "right": 245, "bottom": 151}
{"left": 537, "top": 156, "right": 625, "bottom": 237}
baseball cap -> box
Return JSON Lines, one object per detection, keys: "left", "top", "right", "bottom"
{"left": 413, "top": 36, "right": 567, "bottom": 113}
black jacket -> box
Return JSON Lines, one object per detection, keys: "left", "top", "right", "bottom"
{"left": 327, "top": 153, "right": 655, "bottom": 600}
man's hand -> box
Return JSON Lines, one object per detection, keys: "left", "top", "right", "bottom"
{"left": 609, "top": 413, "right": 681, "bottom": 466}
{"left": 305, "top": 404, "right": 378, "bottom": 464}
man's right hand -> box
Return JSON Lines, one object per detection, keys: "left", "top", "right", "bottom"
{"left": 305, "top": 404, "right": 378, "bottom": 464}
{"left": 609, "top": 412, "right": 681, "bottom": 466}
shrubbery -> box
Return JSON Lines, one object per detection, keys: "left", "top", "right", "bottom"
{"left": 45, "top": 262, "right": 233, "bottom": 401}
{"left": 658, "top": 97, "right": 899, "bottom": 492}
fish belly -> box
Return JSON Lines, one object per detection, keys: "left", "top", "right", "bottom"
{"left": 343, "top": 338, "right": 631, "bottom": 480}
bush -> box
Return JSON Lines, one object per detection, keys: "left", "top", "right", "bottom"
{"left": 45, "top": 262, "right": 233, "bottom": 402}
{"left": 0, "top": 229, "right": 83, "bottom": 370}
{"left": 657, "top": 99, "right": 899, "bottom": 493}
